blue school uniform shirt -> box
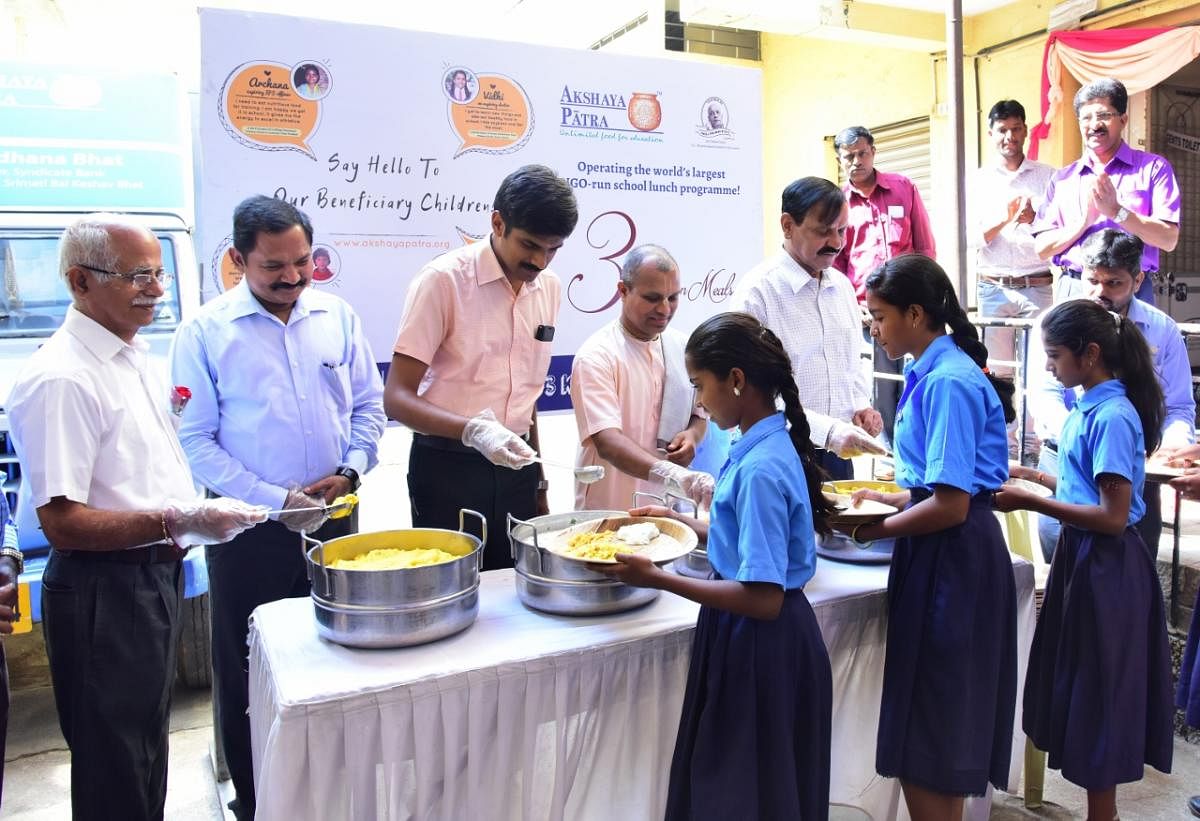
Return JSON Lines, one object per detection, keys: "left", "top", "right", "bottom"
{"left": 706, "top": 413, "right": 816, "bottom": 591}
{"left": 1056, "top": 379, "right": 1146, "bottom": 526}
{"left": 894, "top": 334, "right": 1008, "bottom": 494}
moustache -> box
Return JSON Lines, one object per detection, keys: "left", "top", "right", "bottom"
{"left": 520, "top": 263, "right": 542, "bottom": 274}
{"left": 1088, "top": 128, "right": 1108, "bottom": 138}
{"left": 818, "top": 246, "right": 841, "bottom": 256}
{"left": 1094, "top": 296, "right": 1114, "bottom": 310}
{"left": 270, "top": 279, "right": 308, "bottom": 291}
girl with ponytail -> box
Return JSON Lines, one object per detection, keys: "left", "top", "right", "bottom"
{"left": 603, "top": 312, "right": 834, "bottom": 820}
{"left": 996, "top": 299, "right": 1172, "bottom": 818}
{"left": 846, "top": 254, "right": 1017, "bottom": 820}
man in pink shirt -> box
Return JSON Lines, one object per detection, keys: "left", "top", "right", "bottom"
{"left": 386, "top": 165, "right": 578, "bottom": 569}
{"left": 832, "top": 125, "right": 936, "bottom": 444}
{"left": 571, "top": 245, "right": 709, "bottom": 512}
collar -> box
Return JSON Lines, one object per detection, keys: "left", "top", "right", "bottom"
{"left": 1125, "top": 296, "right": 1150, "bottom": 332}
{"left": 845, "top": 170, "right": 892, "bottom": 200}
{"left": 1075, "top": 378, "right": 1126, "bottom": 412}
{"left": 904, "top": 333, "right": 956, "bottom": 380}
{"left": 729, "top": 412, "right": 786, "bottom": 462}
{"left": 63, "top": 305, "right": 147, "bottom": 362}
{"left": 226, "top": 279, "right": 321, "bottom": 323}
{"left": 1083, "top": 140, "right": 1134, "bottom": 174}
{"left": 992, "top": 157, "right": 1031, "bottom": 176}
{"left": 774, "top": 249, "right": 828, "bottom": 295}
{"left": 477, "top": 238, "right": 543, "bottom": 293}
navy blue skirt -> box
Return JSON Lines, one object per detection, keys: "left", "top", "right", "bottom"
{"left": 876, "top": 491, "right": 1018, "bottom": 795}
{"left": 665, "top": 586, "right": 832, "bottom": 820}
{"left": 1177, "top": 586, "right": 1200, "bottom": 727}
{"left": 1026, "top": 525, "right": 1173, "bottom": 788}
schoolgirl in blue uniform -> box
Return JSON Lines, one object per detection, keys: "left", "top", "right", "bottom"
{"left": 843, "top": 255, "right": 1018, "bottom": 821}
{"left": 997, "top": 299, "right": 1172, "bottom": 821}
{"left": 606, "top": 312, "right": 835, "bottom": 820}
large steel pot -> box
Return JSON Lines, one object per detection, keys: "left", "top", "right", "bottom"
{"left": 507, "top": 510, "right": 660, "bottom": 615}
{"left": 304, "top": 509, "right": 486, "bottom": 648}
{"left": 634, "top": 491, "right": 712, "bottom": 579}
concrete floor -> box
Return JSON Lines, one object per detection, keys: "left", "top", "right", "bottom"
{"left": 5, "top": 423, "right": 1200, "bottom": 819}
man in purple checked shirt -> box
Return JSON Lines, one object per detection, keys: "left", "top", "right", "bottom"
{"left": 1032, "top": 77, "right": 1180, "bottom": 305}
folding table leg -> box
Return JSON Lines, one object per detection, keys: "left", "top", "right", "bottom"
{"left": 1023, "top": 739, "right": 1045, "bottom": 809}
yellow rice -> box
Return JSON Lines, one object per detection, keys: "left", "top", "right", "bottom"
{"left": 328, "top": 547, "right": 458, "bottom": 570}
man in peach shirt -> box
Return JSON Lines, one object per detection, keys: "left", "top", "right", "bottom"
{"left": 571, "top": 245, "right": 708, "bottom": 512}
{"left": 386, "top": 165, "right": 578, "bottom": 569}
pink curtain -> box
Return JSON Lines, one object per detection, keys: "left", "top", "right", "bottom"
{"left": 1028, "top": 27, "right": 1200, "bottom": 160}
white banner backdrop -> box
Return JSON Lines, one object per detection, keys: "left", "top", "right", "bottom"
{"left": 198, "top": 8, "right": 762, "bottom": 411}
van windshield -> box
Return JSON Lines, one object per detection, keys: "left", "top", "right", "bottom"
{"left": 0, "top": 232, "right": 181, "bottom": 337}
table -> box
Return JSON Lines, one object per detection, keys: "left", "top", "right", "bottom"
{"left": 249, "top": 559, "right": 1036, "bottom": 821}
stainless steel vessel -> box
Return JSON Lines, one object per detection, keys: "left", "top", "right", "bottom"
{"left": 633, "top": 490, "right": 712, "bottom": 579}
{"left": 507, "top": 510, "right": 660, "bottom": 615}
{"left": 304, "top": 509, "right": 486, "bottom": 648}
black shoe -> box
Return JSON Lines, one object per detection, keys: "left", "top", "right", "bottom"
{"left": 227, "top": 797, "right": 255, "bottom": 821}
{"left": 1188, "top": 795, "right": 1200, "bottom": 818}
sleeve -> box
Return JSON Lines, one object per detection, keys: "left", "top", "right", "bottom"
{"left": 393, "top": 267, "right": 453, "bottom": 365}
{"left": 1031, "top": 172, "right": 1064, "bottom": 236}
{"left": 169, "top": 322, "right": 289, "bottom": 511}
{"left": 731, "top": 469, "right": 789, "bottom": 586}
{"left": 968, "top": 169, "right": 988, "bottom": 249}
{"left": 728, "top": 277, "right": 767, "bottom": 323}
{"left": 1026, "top": 318, "right": 1071, "bottom": 443}
{"left": 9, "top": 377, "right": 103, "bottom": 508}
{"left": 1155, "top": 323, "right": 1195, "bottom": 447}
{"left": 1149, "top": 155, "right": 1182, "bottom": 224}
{"left": 908, "top": 184, "right": 937, "bottom": 260}
{"left": 343, "top": 308, "right": 387, "bottom": 474}
{"left": 919, "top": 374, "right": 980, "bottom": 492}
{"left": 1091, "top": 409, "right": 1140, "bottom": 480}
{"left": 570, "top": 347, "right": 623, "bottom": 441}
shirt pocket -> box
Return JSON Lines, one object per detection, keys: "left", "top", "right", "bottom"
{"left": 319, "top": 361, "right": 353, "bottom": 417}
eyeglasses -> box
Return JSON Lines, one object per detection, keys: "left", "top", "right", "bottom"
{"left": 76, "top": 263, "right": 174, "bottom": 288}
{"left": 1078, "top": 112, "right": 1118, "bottom": 125}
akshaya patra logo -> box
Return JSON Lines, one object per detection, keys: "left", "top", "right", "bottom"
{"left": 559, "top": 85, "right": 664, "bottom": 144}
{"left": 696, "top": 96, "right": 734, "bottom": 144}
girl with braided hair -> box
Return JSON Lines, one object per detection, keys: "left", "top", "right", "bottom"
{"left": 996, "top": 299, "right": 1172, "bottom": 819}
{"left": 843, "top": 254, "right": 1017, "bottom": 821}
{"left": 603, "top": 311, "right": 834, "bottom": 820}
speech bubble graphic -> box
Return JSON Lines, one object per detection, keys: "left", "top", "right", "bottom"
{"left": 447, "top": 72, "right": 533, "bottom": 159}
{"left": 211, "top": 239, "right": 244, "bottom": 293}
{"left": 218, "top": 61, "right": 320, "bottom": 159}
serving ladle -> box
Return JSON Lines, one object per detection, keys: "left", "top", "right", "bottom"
{"left": 530, "top": 456, "right": 606, "bottom": 484}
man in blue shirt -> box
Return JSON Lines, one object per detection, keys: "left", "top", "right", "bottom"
{"left": 171, "top": 196, "right": 385, "bottom": 821}
{"left": 1029, "top": 228, "right": 1194, "bottom": 560}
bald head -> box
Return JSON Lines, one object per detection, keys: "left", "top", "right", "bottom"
{"left": 620, "top": 244, "right": 679, "bottom": 287}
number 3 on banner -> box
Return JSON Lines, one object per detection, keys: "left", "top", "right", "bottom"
{"left": 567, "top": 210, "right": 637, "bottom": 313}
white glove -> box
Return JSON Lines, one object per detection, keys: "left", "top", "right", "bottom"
{"left": 277, "top": 488, "right": 330, "bottom": 533}
{"left": 164, "top": 498, "right": 268, "bottom": 547}
{"left": 650, "top": 460, "right": 715, "bottom": 509}
{"left": 826, "top": 420, "right": 888, "bottom": 458}
{"left": 461, "top": 409, "right": 536, "bottom": 469}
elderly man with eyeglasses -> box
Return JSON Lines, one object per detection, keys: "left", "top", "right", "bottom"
{"left": 1032, "top": 77, "right": 1181, "bottom": 305}
{"left": 5, "top": 214, "right": 265, "bottom": 821}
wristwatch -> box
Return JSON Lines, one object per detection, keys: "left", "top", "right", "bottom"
{"left": 0, "top": 547, "right": 23, "bottom": 576}
{"left": 1114, "top": 206, "right": 1130, "bottom": 224}
{"left": 334, "top": 466, "right": 361, "bottom": 491}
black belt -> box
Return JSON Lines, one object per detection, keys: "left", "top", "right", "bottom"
{"left": 55, "top": 543, "right": 187, "bottom": 563}
{"left": 412, "top": 431, "right": 530, "bottom": 455}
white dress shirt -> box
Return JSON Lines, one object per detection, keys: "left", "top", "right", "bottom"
{"left": 171, "top": 281, "right": 386, "bottom": 511}
{"left": 8, "top": 307, "right": 198, "bottom": 513}
{"left": 970, "top": 158, "right": 1057, "bottom": 277}
{"left": 731, "top": 250, "right": 871, "bottom": 447}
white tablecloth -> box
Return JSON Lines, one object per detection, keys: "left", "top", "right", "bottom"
{"left": 249, "top": 559, "right": 1036, "bottom": 821}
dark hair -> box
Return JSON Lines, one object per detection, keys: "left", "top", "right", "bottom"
{"left": 1074, "top": 77, "right": 1127, "bottom": 116}
{"left": 312, "top": 247, "right": 331, "bottom": 263}
{"left": 685, "top": 312, "right": 834, "bottom": 535}
{"left": 1041, "top": 299, "right": 1164, "bottom": 452}
{"left": 296, "top": 64, "right": 320, "bottom": 82}
{"left": 834, "top": 126, "right": 873, "bottom": 152}
{"left": 781, "top": 177, "right": 845, "bottom": 228}
{"left": 1080, "top": 228, "right": 1143, "bottom": 276}
{"left": 232, "top": 195, "right": 314, "bottom": 257}
{"left": 865, "top": 254, "right": 1016, "bottom": 423}
{"left": 493, "top": 165, "right": 579, "bottom": 238}
{"left": 987, "top": 99, "right": 1026, "bottom": 127}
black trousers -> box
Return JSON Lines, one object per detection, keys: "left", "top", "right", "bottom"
{"left": 408, "top": 438, "right": 538, "bottom": 571}
{"left": 208, "top": 513, "right": 357, "bottom": 818}
{"left": 41, "top": 550, "right": 183, "bottom": 821}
